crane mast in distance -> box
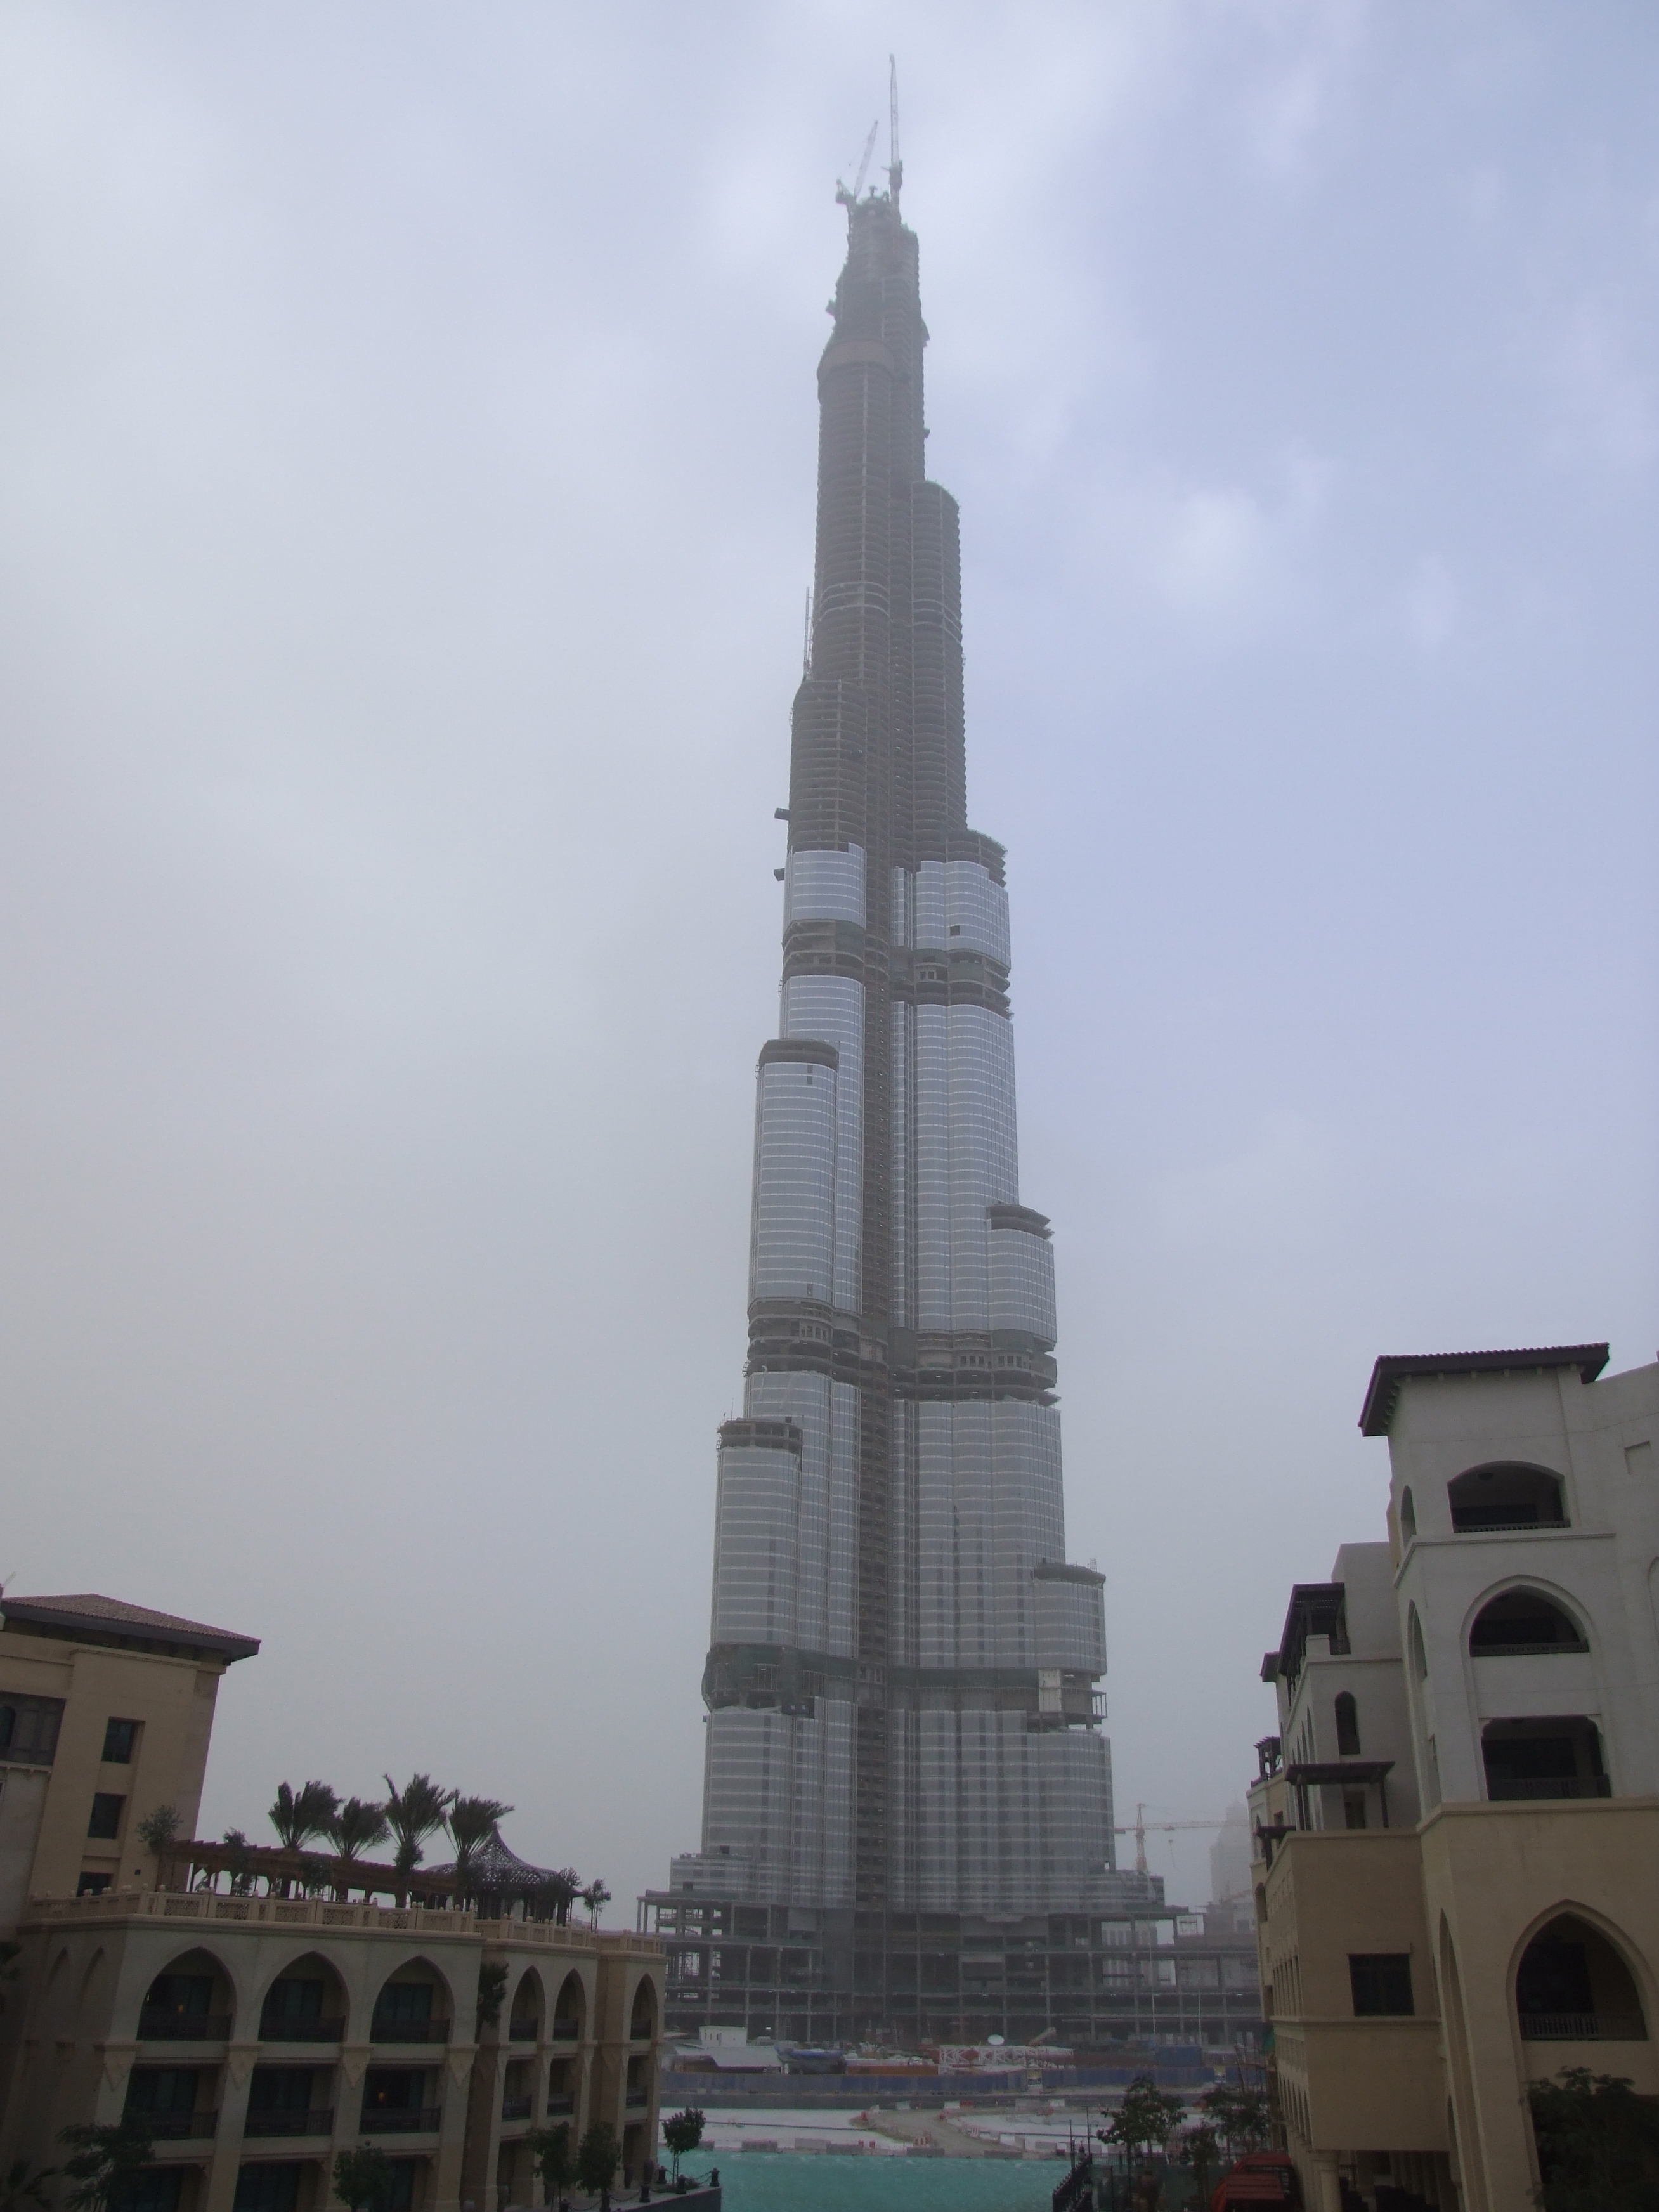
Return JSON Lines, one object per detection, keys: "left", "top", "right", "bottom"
{"left": 888, "top": 55, "right": 902, "bottom": 207}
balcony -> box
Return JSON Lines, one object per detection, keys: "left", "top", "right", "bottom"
{"left": 1452, "top": 1513, "right": 1565, "bottom": 1534}
{"left": 140, "top": 2113, "right": 218, "bottom": 2140}
{"left": 361, "top": 2107, "right": 443, "bottom": 2135}
{"left": 245, "top": 2110, "right": 334, "bottom": 2138}
{"left": 502, "top": 2095, "right": 533, "bottom": 2121}
{"left": 138, "top": 2012, "right": 231, "bottom": 2041}
{"left": 547, "top": 2094, "right": 575, "bottom": 2116}
{"left": 1487, "top": 1775, "right": 1611, "bottom": 1802}
{"left": 626, "top": 2088, "right": 649, "bottom": 2108}
{"left": 260, "top": 2017, "right": 345, "bottom": 2043}
{"left": 509, "top": 2022, "right": 538, "bottom": 2041}
{"left": 369, "top": 2020, "right": 449, "bottom": 2045}
{"left": 1519, "top": 2013, "right": 1647, "bottom": 2042}
{"left": 550, "top": 2018, "right": 582, "bottom": 2043}
{"left": 1473, "top": 1639, "right": 1590, "bottom": 1658}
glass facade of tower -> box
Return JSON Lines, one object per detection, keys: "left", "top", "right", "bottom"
{"left": 683, "top": 180, "right": 1116, "bottom": 1938}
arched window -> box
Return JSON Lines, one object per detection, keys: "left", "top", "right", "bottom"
{"left": 1334, "top": 1693, "right": 1362, "bottom": 1757}
{"left": 630, "top": 1979, "right": 656, "bottom": 2041}
{"left": 1408, "top": 1605, "right": 1428, "bottom": 1681}
{"left": 1448, "top": 1462, "right": 1565, "bottom": 1533}
{"left": 1516, "top": 1915, "right": 1646, "bottom": 2041}
{"left": 369, "top": 1959, "right": 451, "bottom": 2043}
{"left": 1469, "top": 1590, "right": 1587, "bottom": 1657}
{"left": 550, "top": 1971, "right": 585, "bottom": 2043}
{"left": 508, "top": 1970, "right": 543, "bottom": 2043}
{"left": 259, "top": 1951, "right": 348, "bottom": 2042}
{"left": 139, "top": 1949, "right": 233, "bottom": 2041}
{"left": 1399, "top": 1487, "right": 1416, "bottom": 1544}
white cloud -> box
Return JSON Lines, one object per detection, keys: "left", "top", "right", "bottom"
{"left": 1150, "top": 444, "right": 1331, "bottom": 630}
{"left": 1551, "top": 298, "right": 1656, "bottom": 469}
{"left": 1400, "top": 552, "right": 1459, "bottom": 651}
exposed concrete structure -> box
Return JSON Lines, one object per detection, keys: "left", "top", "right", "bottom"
{"left": 670, "top": 121, "right": 1117, "bottom": 2043}
{"left": 1248, "top": 1344, "right": 1658, "bottom": 2212}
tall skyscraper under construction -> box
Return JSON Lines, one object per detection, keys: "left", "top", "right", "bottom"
{"left": 642, "top": 153, "right": 1226, "bottom": 2050}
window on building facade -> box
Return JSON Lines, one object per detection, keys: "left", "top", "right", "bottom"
{"left": 87, "top": 1792, "right": 125, "bottom": 1840}
{"left": 0, "top": 1695, "right": 65, "bottom": 1764}
{"left": 1349, "top": 1954, "right": 1414, "bottom": 2016}
{"left": 1334, "top": 1692, "right": 1361, "bottom": 1757}
{"left": 1515, "top": 1914, "right": 1646, "bottom": 2041}
{"left": 1399, "top": 1487, "right": 1415, "bottom": 1542}
{"left": 1469, "top": 1591, "right": 1587, "bottom": 1656}
{"left": 232, "top": 2166, "right": 302, "bottom": 2212}
{"left": 101, "top": 1717, "right": 139, "bottom": 1763}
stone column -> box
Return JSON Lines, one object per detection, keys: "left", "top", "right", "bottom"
{"left": 432, "top": 2040, "right": 477, "bottom": 2212}
{"left": 1310, "top": 2149, "right": 1343, "bottom": 2212}
{"left": 202, "top": 2041, "right": 258, "bottom": 2212}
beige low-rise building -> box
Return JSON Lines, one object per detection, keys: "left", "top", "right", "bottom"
{"left": 0, "top": 1592, "right": 664, "bottom": 2212}
{"left": 1, "top": 1594, "right": 260, "bottom": 1925}
{"left": 1247, "top": 1344, "right": 1658, "bottom": 2212}
{"left": 2, "top": 1890, "right": 661, "bottom": 2212}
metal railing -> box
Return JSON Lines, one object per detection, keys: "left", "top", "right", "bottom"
{"left": 1519, "top": 2013, "right": 1646, "bottom": 2042}
{"left": 502, "top": 2096, "right": 533, "bottom": 2121}
{"left": 1452, "top": 1514, "right": 1565, "bottom": 1533}
{"left": 259, "top": 2017, "right": 345, "bottom": 2043}
{"left": 550, "top": 2019, "right": 582, "bottom": 2042}
{"left": 546, "top": 2094, "right": 575, "bottom": 2116}
{"left": 245, "top": 2110, "right": 334, "bottom": 2138}
{"left": 509, "top": 2022, "right": 538, "bottom": 2041}
{"left": 137, "top": 2012, "right": 231, "bottom": 2041}
{"left": 626, "top": 2088, "right": 649, "bottom": 2107}
{"left": 1486, "top": 1776, "right": 1610, "bottom": 1801}
{"left": 1471, "top": 1641, "right": 1589, "bottom": 1658}
{"left": 135, "top": 2112, "right": 218, "bottom": 2140}
{"left": 360, "top": 2107, "right": 444, "bottom": 2134}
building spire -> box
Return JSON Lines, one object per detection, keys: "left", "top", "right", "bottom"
{"left": 887, "top": 55, "right": 902, "bottom": 212}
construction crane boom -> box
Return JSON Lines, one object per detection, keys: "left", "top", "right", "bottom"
{"left": 850, "top": 121, "right": 878, "bottom": 203}
{"left": 1111, "top": 1802, "right": 1231, "bottom": 1875}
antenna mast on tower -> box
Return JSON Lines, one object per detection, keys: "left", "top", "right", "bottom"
{"left": 887, "top": 55, "right": 902, "bottom": 211}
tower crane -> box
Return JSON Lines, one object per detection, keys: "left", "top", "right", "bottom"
{"left": 1112, "top": 1804, "right": 1230, "bottom": 1875}
{"left": 848, "top": 120, "right": 879, "bottom": 204}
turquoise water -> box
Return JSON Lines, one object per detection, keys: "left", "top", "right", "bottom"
{"left": 709, "top": 2155, "right": 1060, "bottom": 2212}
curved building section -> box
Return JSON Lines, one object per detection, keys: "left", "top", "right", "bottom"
{"left": 686, "top": 178, "right": 1112, "bottom": 1925}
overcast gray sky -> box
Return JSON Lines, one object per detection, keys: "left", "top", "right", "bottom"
{"left": 3, "top": 1, "right": 1654, "bottom": 1921}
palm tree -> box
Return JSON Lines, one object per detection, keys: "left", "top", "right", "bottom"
{"left": 580, "top": 1879, "right": 612, "bottom": 1929}
{"left": 327, "top": 1797, "right": 392, "bottom": 1901}
{"left": 1, "top": 2158, "right": 57, "bottom": 2212}
{"left": 445, "top": 1795, "right": 514, "bottom": 1906}
{"left": 268, "top": 1781, "right": 339, "bottom": 1896}
{"left": 383, "top": 1774, "right": 455, "bottom": 1908}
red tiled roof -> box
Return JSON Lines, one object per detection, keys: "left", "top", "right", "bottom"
{"left": 1, "top": 1592, "right": 259, "bottom": 1662}
{"left": 1359, "top": 1344, "right": 1609, "bottom": 1436}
